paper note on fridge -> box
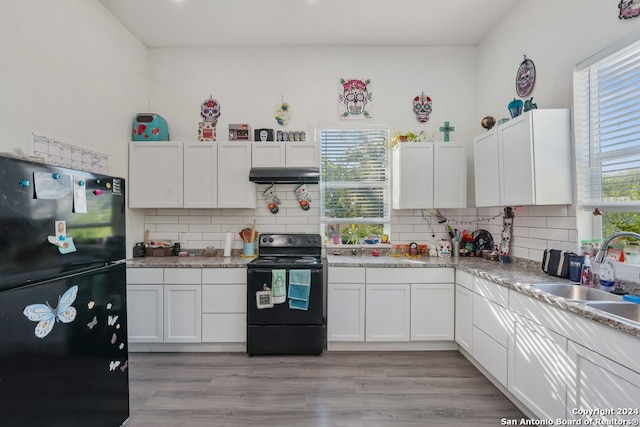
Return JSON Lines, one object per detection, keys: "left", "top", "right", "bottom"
{"left": 73, "top": 175, "right": 87, "bottom": 213}
{"left": 34, "top": 172, "right": 72, "bottom": 200}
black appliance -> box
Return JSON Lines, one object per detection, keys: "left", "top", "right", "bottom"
{"left": 247, "top": 233, "right": 324, "bottom": 356}
{"left": 0, "top": 155, "right": 129, "bottom": 427}
{"left": 249, "top": 167, "right": 320, "bottom": 184}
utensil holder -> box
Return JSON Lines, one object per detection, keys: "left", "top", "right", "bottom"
{"left": 243, "top": 242, "right": 255, "bottom": 257}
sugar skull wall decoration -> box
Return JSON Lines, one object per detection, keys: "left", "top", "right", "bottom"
{"left": 201, "top": 96, "right": 221, "bottom": 124}
{"left": 413, "top": 93, "right": 432, "bottom": 123}
{"left": 198, "top": 96, "right": 221, "bottom": 141}
{"left": 338, "top": 78, "right": 372, "bottom": 119}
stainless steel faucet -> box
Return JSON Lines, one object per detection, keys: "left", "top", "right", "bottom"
{"left": 594, "top": 231, "right": 640, "bottom": 263}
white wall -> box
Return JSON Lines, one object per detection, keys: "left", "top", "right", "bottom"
{"left": 7, "top": 1, "right": 640, "bottom": 260}
{"left": 473, "top": 0, "right": 640, "bottom": 261}
{"left": 144, "top": 46, "right": 478, "bottom": 249}
{"left": 143, "top": 5, "right": 640, "bottom": 258}
{"left": 0, "top": 0, "right": 149, "bottom": 255}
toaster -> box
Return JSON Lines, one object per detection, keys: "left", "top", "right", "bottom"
{"left": 132, "top": 113, "right": 169, "bottom": 141}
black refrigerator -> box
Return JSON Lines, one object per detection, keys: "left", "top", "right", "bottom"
{"left": 0, "top": 154, "right": 129, "bottom": 427}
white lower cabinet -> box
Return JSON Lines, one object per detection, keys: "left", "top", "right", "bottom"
{"left": 201, "top": 268, "right": 247, "bottom": 343}
{"left": 126, "top": 268, "right": 164, "bottom": 343}
{"left": 127, "top": 284, "right": 164, "bottom": 343}
{"left": 163, "top": 268, "right": 202, "bottom": 343}
{"left": 567, "top": 342, "right": 640, "bottom": 422}
{"left": 366, "top": 284, "right": 411, "bottom": 341}
{"left": 508, "top": 313, "right": 568, "bottom": 420}
{"left": 127, "top": 267, "right": 249, "bottom": 348}
{"left": 411, "top": 283, "right": 454, "bottom": 340}
{"left": 327, "top": 283, "right": 366, "bottom": 342}
{"left": 454, "top": 284, "right": 473, "bottom": 353}
{"left": 327, "top": 267, "right": 454, "bottom": 347}
{"left": 470, "top": 276, "right": 512, "bottom": 387}
{"left": 327, "top": 267, "right": 366, "bottom": 342}
{"left": 472, "top": 326, "right": 508, "bottom": 386}
{"left": 164, "top": 284, "right": 202, "bottom": 343}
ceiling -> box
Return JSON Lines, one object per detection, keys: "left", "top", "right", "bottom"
{"left": 98, "top": 0, "right": 521, "bottom": 48}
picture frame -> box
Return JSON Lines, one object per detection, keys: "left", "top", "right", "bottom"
{"left": 254, "top": 128, "right": 274, "bottom": 142}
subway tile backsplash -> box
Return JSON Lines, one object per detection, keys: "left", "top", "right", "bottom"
{"left": 143, "top": 188, "right": 577, "bottom": 261}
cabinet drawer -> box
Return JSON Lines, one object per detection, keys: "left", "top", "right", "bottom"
{"left": 473, "top": 326, "right": 507, "bottom": 386}
{"left": 473, "top": 294, "right": 511, "bottom": 347}
{"left": 202, "top": 284, "right": 246, "bottom": 313}
{"left": 127, "top": 268, "right": 163, "bottom": 284}
{"left": 329, "top": 267, "right": 365, "bottom": 283}
{"left": 202, "top": 313, "right": 246, "bottom": 343}
{"left": 202, "top": 268, "right": 246, "bottom": 284}
{"left": 164, "top": 268, "right": 201, "bottom": 284}
{"left": 474, "top": 277, "right": 509, "bottom": 307}
{"left": 455, "top": 269, "right": 474, "bottom": 290}
{"left": 366, "top": 268, "right": 453, "bottom": 284}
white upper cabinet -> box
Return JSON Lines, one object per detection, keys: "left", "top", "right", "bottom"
{"left": 434, "top": 143, "right": 467, "bottom": 208}
{"left": 251, "top": 143, "right": 286, "bottom": 167}
{"left": 392, "top": 142, "right": 466, "bottom": 209}
{"left": 252, "top": 142, "right": 319, "bottom": 168}
{"left": 285, "top": 142, "right": 319, "bottom": 167}
{"left": 129, "top": 142, "right": 183, "bottom": 208}
{"left": 129, "top": 141, "right": 256, "bottom": 209}
{"left": 474, "top": 109, "right": 572, "bottom": 207}
{"left": 218, "top": 141, "right": 257, "bottom": 208}
{"left": 183, "top": 142, "right": 218, "bottom": 208}
{"left": 473, "top": 130, "right": 501, "bottom": 207}
{"left": 393, "top": 142, "right": 433, "bottom": 209}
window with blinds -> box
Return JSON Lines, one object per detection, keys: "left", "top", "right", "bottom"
{"left": 574, "top": 36, "right": 640, "bottom": 210}
{"left": 319, "top": 127, "right": 390, "bottom": 237}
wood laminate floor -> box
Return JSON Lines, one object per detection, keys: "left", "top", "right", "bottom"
{"left": 126, "top": 351, "right": 523, "bottom": 427}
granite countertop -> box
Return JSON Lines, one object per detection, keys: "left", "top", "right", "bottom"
{"left": 126, "top": 256, "right": 254, "bottom": 268}
{"left": 327, "top": 254, "right": 640, "bottom": 338}
{"left": 126, "top": 253, "right": 640, "bottom": 338}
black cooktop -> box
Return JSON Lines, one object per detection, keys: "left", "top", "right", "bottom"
{"left": 248, "top": 256, "right": 322, "bottom": 267}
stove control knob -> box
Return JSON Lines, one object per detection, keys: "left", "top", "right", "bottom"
{"left": 288, "top": 237, "right": 293, "bottom": 245}
{"left": 268, "top": 237, "right": 273, "bottom": 243}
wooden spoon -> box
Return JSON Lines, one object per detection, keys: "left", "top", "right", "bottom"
{"left": 250, "top": 219, "right": 256, "bottom": 242}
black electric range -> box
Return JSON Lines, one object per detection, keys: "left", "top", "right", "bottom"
{"left": 246, "top": 234, "right": 324, "bottom": 356}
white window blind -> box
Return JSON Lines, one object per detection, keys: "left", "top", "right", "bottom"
{"left": 319, "top": 127, "right": 390, "bottom": 224}
{"left": 574, "top": 36, "right": 640, "bottom": 210}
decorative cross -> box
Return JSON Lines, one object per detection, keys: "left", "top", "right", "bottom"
{"left": 439, "top": 121, "right": 455, "bottom": 142}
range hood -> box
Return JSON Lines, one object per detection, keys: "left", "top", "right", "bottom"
{"left": 249, "top": 167, "right": 320, "bottom": 184}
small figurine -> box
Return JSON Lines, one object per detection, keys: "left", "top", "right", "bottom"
{"left": 437, "top": 240, "right": 452, "bottom": 257}
{"left": 481, "top": 116, "right": 496, "bottom": 130}
{"left": 524, "top": 97, "right": 538, "bottom": 112}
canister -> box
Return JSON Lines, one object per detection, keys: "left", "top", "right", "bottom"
{"left": 569, "top": 255, "right": 585, "bottom": 282}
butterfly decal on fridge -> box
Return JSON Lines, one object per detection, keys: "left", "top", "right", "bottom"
{"left": 23, "top": 285, "right": 78, "bottom": 339}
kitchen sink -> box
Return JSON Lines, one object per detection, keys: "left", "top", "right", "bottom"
{"left": 585, "top": 302, "right": 640, "bottom": 324}
{"left": 530, "top": 283, "right": 622, "bottom": 301}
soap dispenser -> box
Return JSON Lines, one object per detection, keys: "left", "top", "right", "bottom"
{"left": 580, "top": 256, "right": 593, "bottom": 288}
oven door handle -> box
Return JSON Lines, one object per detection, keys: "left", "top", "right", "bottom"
{"left": 248, "top": 268, "right": 287, "bottom": 274}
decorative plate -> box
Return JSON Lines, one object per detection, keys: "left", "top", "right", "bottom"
{"left": 515, "top": 56, "right": 536, "bottom": 97}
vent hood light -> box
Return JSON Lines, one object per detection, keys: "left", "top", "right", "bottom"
{"left": 249, "top": 167, "right": 320, "bottom": 184}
